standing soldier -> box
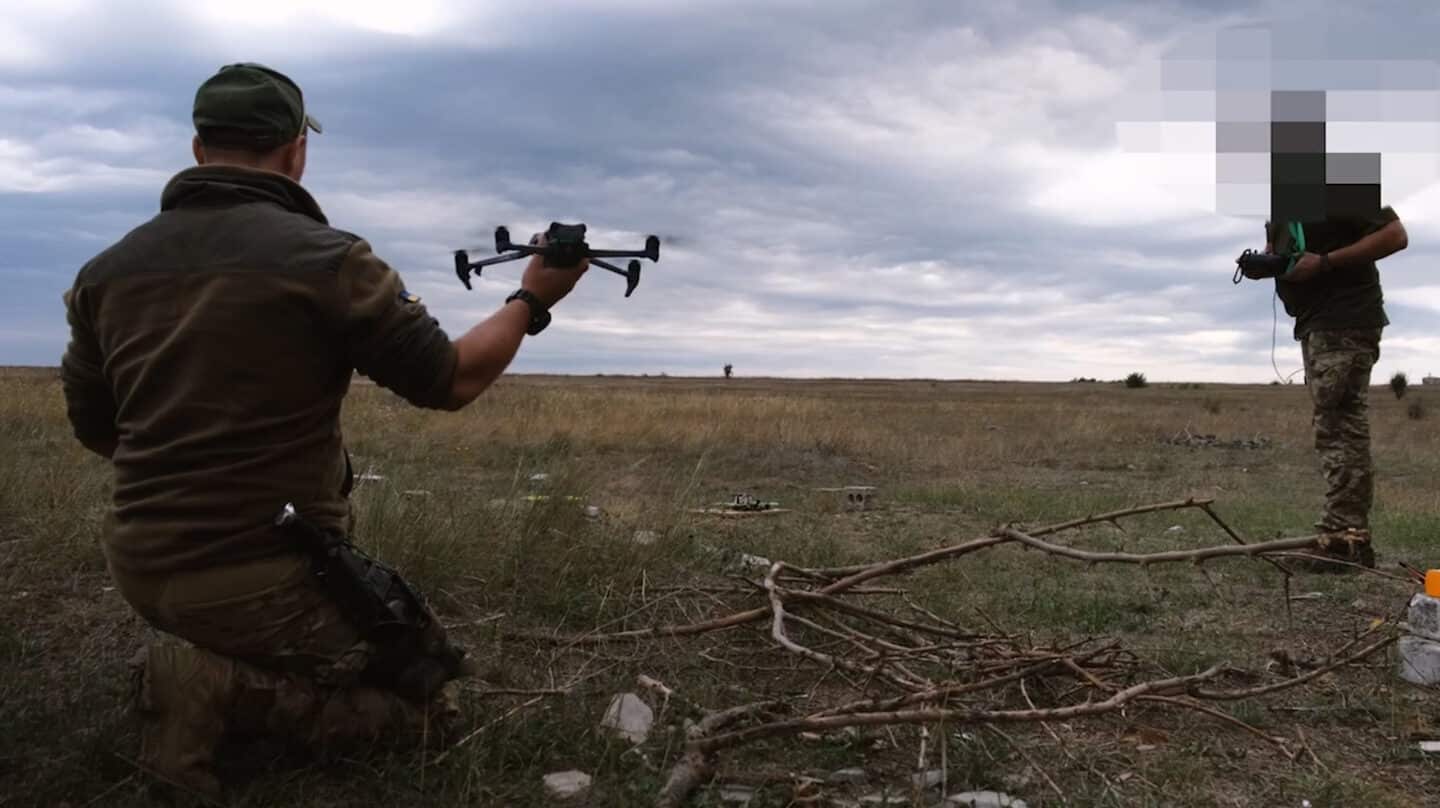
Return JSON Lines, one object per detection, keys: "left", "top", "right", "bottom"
{"left": 1257, "top": 207, "right": 1408, "bottom": 569}
{"left": 59, "top": 63, "right": 588, "bottom": 798}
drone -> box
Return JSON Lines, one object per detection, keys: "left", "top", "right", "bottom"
{"left": 454, "top": 222, "right": 660, "bottom": 298}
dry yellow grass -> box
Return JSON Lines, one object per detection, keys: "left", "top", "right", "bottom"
{"left": 2, "top": 368, "right": 1437, "bottom": 806}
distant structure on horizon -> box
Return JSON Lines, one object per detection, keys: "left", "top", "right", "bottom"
{"left": 1424, "top": 375, "right": 1440, "bottom": 386}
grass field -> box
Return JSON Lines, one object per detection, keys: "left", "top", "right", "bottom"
{"left": 2, "top": 367, "right": 1438, "bottom": 807}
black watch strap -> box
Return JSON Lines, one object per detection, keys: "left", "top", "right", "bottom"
{"left": 506, "top": 289, "right": 552, "bottom": 335}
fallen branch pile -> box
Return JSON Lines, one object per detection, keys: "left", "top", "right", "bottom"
{"left": 508, "top": 498, "right": 1408, "bottom": 806}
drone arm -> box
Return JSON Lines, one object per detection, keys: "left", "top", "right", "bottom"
{"left": 587, "top": 257, "right": 631, "bottom": 278}
{"left": 590, "top": 257, "right": 642, "bottom": 297}
{"left": 585, "top": 248, "right": 653, "bottom": 259}
{"left": 466, "top": 252, "right": 530, "bottom": 271}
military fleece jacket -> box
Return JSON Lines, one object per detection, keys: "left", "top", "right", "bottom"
{"left": 61, "top": 165, "right": 458, "bottom": 575}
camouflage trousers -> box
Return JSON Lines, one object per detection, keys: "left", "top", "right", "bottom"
{"left": 112, "top": 553, "right": 468, "bottom": 794}
{"left": 1301, "top": 328, "right": 1382, "bottom": 533}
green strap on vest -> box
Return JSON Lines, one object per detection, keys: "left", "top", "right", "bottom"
{"left": 1282, "top": 221, "right": 1306, "bottom": 277}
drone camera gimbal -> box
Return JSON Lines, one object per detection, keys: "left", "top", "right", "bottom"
{"left": 454, "top": 222, "right": 660, "bottom": 298}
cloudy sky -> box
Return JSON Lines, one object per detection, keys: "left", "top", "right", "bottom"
{"left": 4, "top": 0, "right": 1439, "bottom": 382}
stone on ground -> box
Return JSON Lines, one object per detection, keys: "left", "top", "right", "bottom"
{"left": 542, "top": 770, "right": 592, "bottom": 800}
{"left": 945, "top": 791, "right": 1029, "bottom": 808}
{"left": 599, "top": 692, "right": 654, "bottom": 744}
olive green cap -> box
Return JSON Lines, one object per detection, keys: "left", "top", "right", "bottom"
{"left": 192, "top": 63, "right": 322, "bottom": 146}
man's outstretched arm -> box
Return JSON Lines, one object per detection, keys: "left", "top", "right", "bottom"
{"left": 444, "top": 248, "right": 588, "bottom": 408}
{"left": 442, "top": 300, "right": 533, "bottom": 409}
{"left": 340, "top": 236, "right": 586, "bottom": 411}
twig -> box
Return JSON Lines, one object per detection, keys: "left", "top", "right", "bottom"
{"left": 1267, "top": 552, "right": 1415, "bottom": 583}
{"left": 1191, "top": 634, "right": 1397, "bottom": 700}
{"left": 999, "top": 528, "right": 1321, "bottom": 565}
{"left": 83, "top": 772, "right": 139, "bottom": 807}
{"left": 693, "top": 666, "right": 1226, "bottom": 753}
{"left": 1025, "top": 498, "right": 1217, "bottom": 538}
{"left": 465, "top": 686, "right": 571, "bottom": 698}
{"left": 1135, "top": 695, "right": 1294, "bottom": 759}
{"left": 1022, "top": 679, "right": 1113, "bottom": 798}
{"left": 765, "top": 563, "right": 929, "bottom": 691}
{"left": 655, "top": 701, "right": 786, "bottom": 808}
{"left": 987, "top": 724, "right": 1068, "bottom": 803}
{"left": 430, "top": 695, "right": 546, "bottom": 766}
{"left": 114, "top": 753, "right": 221, "bottom": 807}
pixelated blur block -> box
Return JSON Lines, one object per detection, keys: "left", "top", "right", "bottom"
{"left": 1114, "top": 19, "right": 1440, "bottom": 220}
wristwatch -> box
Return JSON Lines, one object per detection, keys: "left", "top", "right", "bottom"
{"left": 506, "top": 288, "right": 552, "bottom": 335}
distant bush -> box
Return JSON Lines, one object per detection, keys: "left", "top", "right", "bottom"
{"left": 1270, "top": 380, "right": 1282, "bottom": 386}
{"left": 1391, "top": 371, "right": 1408, "bottom": 400}
{"left": 1408, "top": 399, "right": 1426, "bottom": 420}
{"left": 1070, "top": 377, "right": 1100, "bottom": 384}
{"left": 1125, "top": 372, "right": 1148, "bottom": 389}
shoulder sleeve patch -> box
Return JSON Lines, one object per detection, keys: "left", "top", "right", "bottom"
{"left": 399, "top": 290, "right": 421, "bottom": 304}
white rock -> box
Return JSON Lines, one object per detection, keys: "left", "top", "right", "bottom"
{"left": 1397, "top": 636, "right": 1440, "bottom": 686}
{"left": 719, "top": 784, "right": 757, "bottom": 804}
{"left": 1165, "top": 525, "right": 1185, "bottom": 534}
{"left": 859, "top": 794, "right": 907, "bottom": 806}
{"left": 583, "top": 505, "right": 602, "bottom": 518}
{"left": 599, "top": 692, "right": 654, "bottom": 744}
{"left": 911, "top": 769, "right": 946, "bottom": 790}
{"left": 945, "top": 791, "right": 1028, "bottom": 808}
{"left": 1409, "top": 593, "right": 1440, "bottom": 636}
{"left": 828, "top": 768, "right": 869, "bottom": 785}
{"left": 542, "top": 770, "right": 592, "bottom": 800}
{"left": 633, "top": 530, "right": 660, "bottom": 546}
{"left": 739, "top": 553, "right": 773, "bottom": 569}
{"left": 1399, "top": 594, "right": 1440, "bottom": 686}
{"left": 1419, "top": 740, "right": 1440, "bottom": 753}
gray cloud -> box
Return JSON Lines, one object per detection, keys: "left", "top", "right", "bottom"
{"left": 1, "top": 0, "right": 1437, "bottom": 382}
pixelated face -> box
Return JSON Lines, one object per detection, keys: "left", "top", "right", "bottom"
{"left": 1116, "top": 22, "right": 1440, "bottom": 223}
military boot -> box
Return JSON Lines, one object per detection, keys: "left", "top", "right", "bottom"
{"left": 1298, "top": 527, "right": 1376, "bottom": 573}
{"left": 132, "top": 642, "right": 236, "bottom": 802}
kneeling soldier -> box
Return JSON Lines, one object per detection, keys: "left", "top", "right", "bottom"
{"left": 59, "top": 63, "right": 588, "bottom": 798}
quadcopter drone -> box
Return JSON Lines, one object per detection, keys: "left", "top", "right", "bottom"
{"left": 454, "top": 222, "right": 660, "bottom": 298}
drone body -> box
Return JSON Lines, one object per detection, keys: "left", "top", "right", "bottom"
{"left": 454, "top": 222, "right": 661, "bottom": 298}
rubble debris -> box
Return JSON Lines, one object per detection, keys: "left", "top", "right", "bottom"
{"left": 815, "top": 485, "right": 878, "bottom": 511}
{"left": 945, "top": 792, "right": 1028, "bottom": 808}
{"left": 738, "top": 553, "right": 773, "bottom": 570}
{"left": 718, "top": 784, "right": 757, "bottom": 804}
{"left": 827, "top": 768, "right": 869, "bottom": 785}
{"left": 690, "top": 493, "right": 791, "bottom": 516}
{"left": 543, "top": 770, "right": 592, "bottom": 800}
{"left": 910, "top": 769, "right": 945, "bottom": 790}
{"left": 1162, "top": 429, "right": 1273, "bottom": 450}
{"left": 1399, "top": 591, "right": 1440, "bottom": 686}
{"left": 600, "top": 692, "right": 654, "bottom": 744}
